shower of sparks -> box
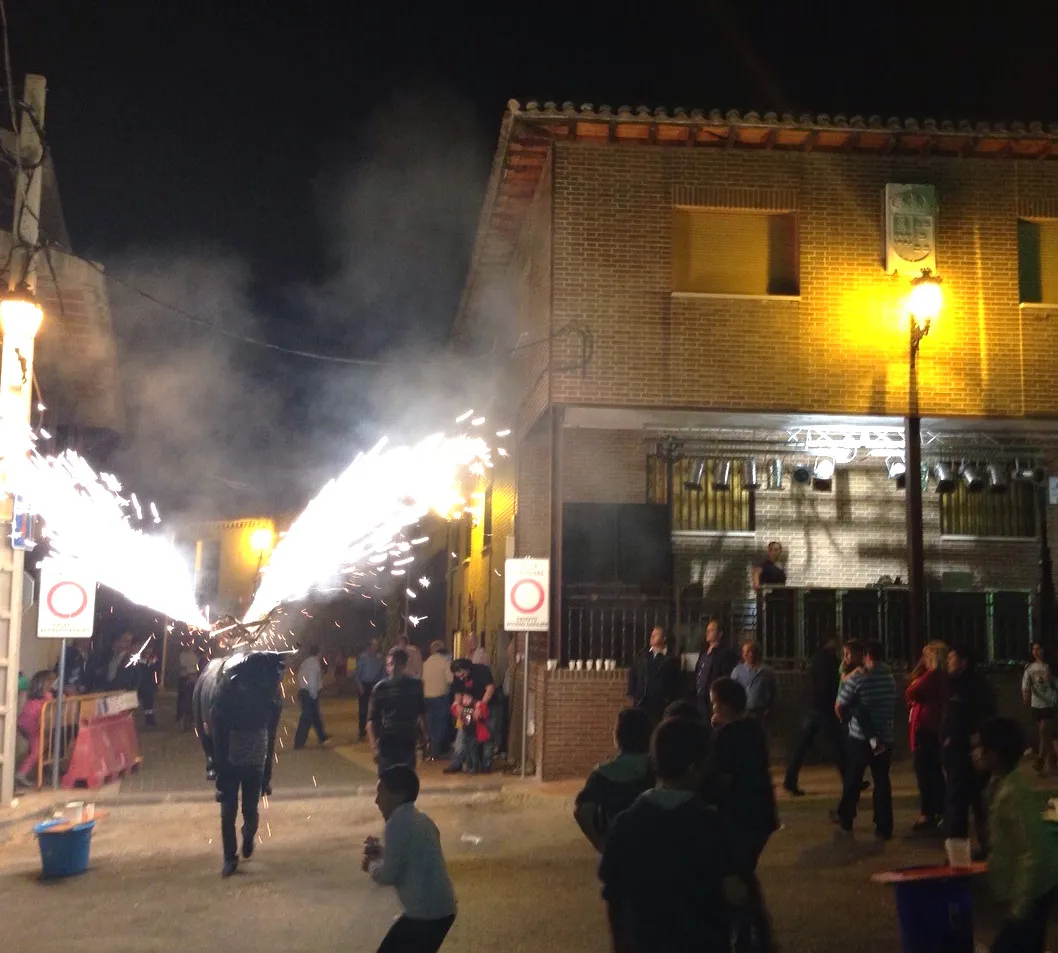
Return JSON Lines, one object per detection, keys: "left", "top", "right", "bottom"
{"left": 3, "top": 446, "right": 207, "bottom": 627}
{"left": 418, "top": 577, "right": 430, "bottom": 588}
{"left": 243, "top": 429, "right": 493, "bottom": 624}
{"left": 125, "top": 635, "right": 155, "bottom": 667}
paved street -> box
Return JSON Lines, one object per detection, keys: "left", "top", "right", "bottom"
{"left": 2, "top": 784, "right": 1048, "bottom": 953}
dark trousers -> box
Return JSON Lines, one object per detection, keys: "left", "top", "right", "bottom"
{"left": 912, "top": 732, "right": 946, "bottom": 820}
{"left": 425, "top": 696, "right": 450, "bottom": 756}
{"left": 358, "top": 682, "right": 377, "bottom": 739}
{"left": 785, "top": 709, "right": 846, "bottom": 788}
{"left": 377, "top": 738, "right": 416, "bottom": 775}
{"left": 837, "top": 738, "right": 893, "bottom": 836}
{"left": 732, "top": 831, "right": 776, "bottom": 953}
{"left": 377, "top": 913, "right": 455, "bottom": 953}
{"left": 294, "top": 690, "right": 326, "bottom": 748}
{"left": 992, "top": 887, "right": 1056, "bottom": 953}
{"left": 218, "top": 765, "right": 263, "bottom": 863}
{"left": 176, "top": 677, "right": 194, "bottom": 727}
{"left": 944, "top": 748, "right": 988, "bottom": 846}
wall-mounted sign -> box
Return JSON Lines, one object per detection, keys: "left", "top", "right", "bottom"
{"left": 885, "top": 183, "right": 937, "bottom": 276}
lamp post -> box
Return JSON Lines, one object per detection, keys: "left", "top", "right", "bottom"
{"left": 904, "top": 268, "right": 943, "bottom": 656}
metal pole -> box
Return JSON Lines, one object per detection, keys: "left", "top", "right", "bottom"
{"left": 520, "top": 630, "right": 529, "bottom": 780}
{"left": 0, "top": 75, "right": 46, "bottom": 806}
{"left": 51, "top": 638, "right": 65, "bottom": 788}
{"left": 906, "top": 327, "right": 926, "bottom": 657}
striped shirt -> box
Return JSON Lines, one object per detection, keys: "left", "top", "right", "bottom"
{"left": 837, "top": 663, "right": 897, "bottom": 744}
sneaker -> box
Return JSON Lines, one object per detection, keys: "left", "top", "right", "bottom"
{"left": 241, "top": 827, "right": 255, "bottom": 859}
{"left": 13, "top": 775, "right": 30, "bottom": 790}
{"left": 783, "top": 783, "right": 806, "bottom": 797}
{"left": 222, "top": 858, "right": 238, "bottom": 877}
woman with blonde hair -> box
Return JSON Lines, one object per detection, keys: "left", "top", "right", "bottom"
{"left": 906, "top": 640, "right": 948, "bottom": 833}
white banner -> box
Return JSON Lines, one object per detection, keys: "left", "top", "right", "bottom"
{"left": 37, "top": 558, "right": 97, "bottom": 640}
{"left": 504, "top": 558, "right": 550, "bottom": 632}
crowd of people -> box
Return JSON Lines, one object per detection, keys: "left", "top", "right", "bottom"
{"left": 585, "top": 619, "right": 1058, "bottom": 952}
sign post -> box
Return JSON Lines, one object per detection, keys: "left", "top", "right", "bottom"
{"left": 37, "top": 559, "right": 96, "bottom": 789}
{"left": 504, "top": 559, "right": 549, "bottom": 780}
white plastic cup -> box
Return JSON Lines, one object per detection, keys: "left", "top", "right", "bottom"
{"left": 568, "top": 660, "right": 576, "bottom": 671}
{"left": 546, "top": 659, "right": 558, "bottom": 672}
{"left": 66, "top": 801, "right": 85, "bottom": 824}
{"left": 606, "top": 659, "right": 616, "bottom": 671}
{"left": 945, "top": 837, "right": 972, "bottom": 868}
{"left": 574, "top": 660, "right": 583, "bottom": 671}
{"left": 83, "top": 803, "right": 95, "bottom": 821}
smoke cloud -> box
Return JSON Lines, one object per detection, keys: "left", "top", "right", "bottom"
{"left": 105, "top": 89, "right": 503, "bottom": 519}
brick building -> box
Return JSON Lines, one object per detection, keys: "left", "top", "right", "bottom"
{"left": 450, "top": 101, "right": 1058, "bottom": 777}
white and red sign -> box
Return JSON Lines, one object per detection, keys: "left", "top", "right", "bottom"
{"left": 504, "top": 558, "right": 550, "bottom": 632}
{"left": 37, "top": 559, "right": 97, "bottom": 640}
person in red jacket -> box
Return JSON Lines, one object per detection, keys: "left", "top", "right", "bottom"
{"left": 906, "top": 640, "right": 948, "bottom": 833}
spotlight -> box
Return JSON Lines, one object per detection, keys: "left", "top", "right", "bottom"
{"left": 812, "top": 457, "right": 835, "bottom": 492}
{"left": 986, "top": 463, "right": 1008, "bottom": 494}
{"left": 741, "top": 458, "right": 761, "bottom": 490}
{"left": 961, "top": 463, "right": 985, "bottom": 493}
{"left": 767, "top": 458, "right": 783, "bottom": 491}
{"left": 933, "top": 462, "right": 956, "bottom": 493}
{"left": 1014, "top": 460, "right": 1041, "bottom": 482}
{"left": 684, "top": 458, "right": 705, "bottom": 491}
{"left": 792, "top": 462, "right": 812, "bottom": 485}
{"left": 886, "top": 458, "right": 907, "bottom": 490}
{"left": 712, "top": 460, "right": 732, "bottom": 492}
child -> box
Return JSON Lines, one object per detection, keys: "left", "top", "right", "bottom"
{"left": 15, "top": 671, "right": 53, "bottom": 789}
{"left": 974, "top": 716, "right": 1058, "bottom": 953}
{"left": 450, "top": 692, "right": 489, "bottom": 774}
{"left": 363, "top": 765, "right": 456, "bottom": 953}
{"left": 598, "top": 716, "right": 746, "bottom": 953}
{"left": 574, "top": 707, "right": 654, "bottom": 852}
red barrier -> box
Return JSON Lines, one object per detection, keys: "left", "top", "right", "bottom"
{"left": 62, "top": 712, "right": 142, "bottom": 789}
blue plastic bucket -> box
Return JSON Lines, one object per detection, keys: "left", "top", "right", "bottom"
{"left": 893, "top": 872, "right": 974, "bottom": 953}
{"left": 33, "top": 819, "right": 95, "bottom": 878}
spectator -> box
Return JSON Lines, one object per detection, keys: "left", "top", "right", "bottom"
{"left": 464, "top": 631, "right": 490, "bottom": 667}
{"left": 396, "top": 633, "right": 424, "bottom": 679}
{"left": 574, "top": 707, "right": 654, "bottom": 853}
{"left": 751, "top": 541, "right": 786, "bottom": 592}
{"left": 355, "top": 639, "right": 386, "bottom": 742}
{"left": 1022, "top": 640, "right": 1058, "bottom": 774}
{"left": 731, "top": 641, "right": 776, "bottom": 723}
{"left": 598, "top": 716, "right": 746, "bottom": 953}
{"left": 627, "top": 626, "right": 682, "bottom": 725}
{"left": 362, "top": 766, "right": 457, "bottom": 953}
{"left": 444, "top": 658, "right": 496, "bottom": 774}
{"left": 975, "top": 717, "right": 1058, "bottom": 953}
{"left": 450, "top": 691, "right": 489, "bottom": 774}
{"left": 14, "top": 671, "right": 53, "bottom": 790}
{"left": 104, "top": 632, "right": 139, "bottom": 691}
{"left": 55, "top": 644, "right": 85, "bottom": 695}
{"left": 708, "top": 676, "right": 779, "bottom": 953}
{"left": 693, "top": 618, "right": 738, "bottom": 722}
{"left": 943, "top": 645, "right": 995, "bottom": 859}
{"left": 177, "top": 641, "right": 200, "bottom": 729}
{"left": 834, "top": 640, "right": 897, "bottom": 840}
{"left": 294, "top": 645, "right": 330, "bottom": 749}
{"left": 368, "top": 649, "right": 427, "bottom": 773}
{"left": 422, "top": 640, "right": 454, "bottom": 759}
{"left": 333, "top": 649, "right": 348, "bottom": 694}
{"left": 906, "top": 640, "right": 947, "bottom": 833}
{"left": 137, "top": 647, "right": 160, "bottom": 728}
{"left": 784, "top": 636, "right": 845, "bottom": 796}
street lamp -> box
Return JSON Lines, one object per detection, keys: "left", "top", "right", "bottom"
{"left": 904, "top": 268, "right": 943, "bottom": 656}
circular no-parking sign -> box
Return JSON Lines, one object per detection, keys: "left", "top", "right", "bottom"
{"left": 46, "top": 580, "right": 89, "bottom": 619}
{"left": 510, "top": 578, "right": 546, "bottom": 614}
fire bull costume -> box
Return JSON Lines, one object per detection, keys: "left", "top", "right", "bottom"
{"left": 193, "top": 650, "right": 284, "bottom": 875}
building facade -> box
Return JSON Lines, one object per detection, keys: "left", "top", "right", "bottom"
{"left": 450, "top": 102, "right": 1058, "bottom": 777}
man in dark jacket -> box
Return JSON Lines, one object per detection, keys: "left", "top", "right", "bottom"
{"left": 693, "top": 618, "right": 738, "bottom": 721}
{"left": 627, "top": 627, "right": 682, "bottom": 725}
{"left": 943, "top": 645, "right": 995, "bottom": 858}
{"left": 783, "top": 637, "right": 845, "bottom": 795}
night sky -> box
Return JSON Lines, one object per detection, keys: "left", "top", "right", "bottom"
{"left": 5, "top": 2, "right": 1057, "bottom": 515}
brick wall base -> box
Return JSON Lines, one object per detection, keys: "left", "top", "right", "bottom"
{"left": 531, "top": 666, "right": 1026, "bottom": 781}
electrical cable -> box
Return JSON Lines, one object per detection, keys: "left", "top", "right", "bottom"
{"left": 0, "top": 0, "right": 17, "bottom": 146}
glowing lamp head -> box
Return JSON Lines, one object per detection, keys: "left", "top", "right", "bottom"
{"left": 908, "top": 269, "right": 943, "bottom": 322}
{"left": 0, "top": 287, "right": 44, "bottom": 340}
{"left": 250, "top": 527, "right": 275, "bottom": 553}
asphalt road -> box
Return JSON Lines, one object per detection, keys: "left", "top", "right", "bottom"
{"left": 0, "top": 788, "right": 1039, "bottom": 953}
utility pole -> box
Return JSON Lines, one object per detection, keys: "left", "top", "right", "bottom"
{"left": 0, "top": 75, "right": 47, "bottom": 805}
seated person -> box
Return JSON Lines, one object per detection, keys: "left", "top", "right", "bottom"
{"left": 574, "top": 707, "right": 654, "bottom": 853}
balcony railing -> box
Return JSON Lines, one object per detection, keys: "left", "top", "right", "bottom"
{"left": 563, "top": 585, "right": 1033, "bottom": 668}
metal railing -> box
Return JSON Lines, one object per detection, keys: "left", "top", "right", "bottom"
{"left": 563, "top": 585, "right": 1034, "bottom": 669}
{"left": 33, "top": 690, "right": 135, "bottom": 789}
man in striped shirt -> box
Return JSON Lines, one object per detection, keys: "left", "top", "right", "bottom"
{"left": 834, "top": 640, "right": 897, "bottom": 840}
